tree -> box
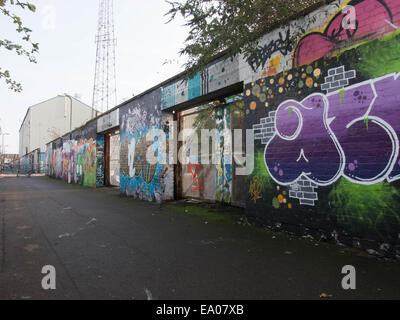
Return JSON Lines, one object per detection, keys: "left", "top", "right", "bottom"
{"left": 0, "top": 0, "right": 39, "bottom": 92}
{"left": 166, "top": 0, "right": 326, "bottom": 75}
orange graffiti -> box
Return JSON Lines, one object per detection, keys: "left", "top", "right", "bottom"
{"left": 263, "top": 56, "right": 281, "bottom": 77}
{"left": 249, "top": 176, "right": 262, "bottom": 204}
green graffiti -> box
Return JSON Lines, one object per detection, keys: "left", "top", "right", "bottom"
{"left": 272, "top": 197, "right": 280, "bottom": 209}
{"left": 354, "top": 30, "right": 400, "bottom": 78}
{"left": 328, "top": 178, "right": 400, "bottom": 238}
{"left": 364, "top": 117, "right": 369, "bottom": 131}
{"left": 339, "top": 89, "right": 345, "bottom": 107}
{"left": 248, "top": 150, "right": 274, "bottom": 201}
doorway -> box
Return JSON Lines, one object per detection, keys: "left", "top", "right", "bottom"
{"left": 104, "top": 130, "right": 120, "bottom": 187}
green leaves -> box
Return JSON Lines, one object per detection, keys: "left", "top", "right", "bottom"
{"left": 0, "top": 0, "right": 38, "bottom": 91}
{"left": 0, "top": 67, "right": 23, "bottom": 92}
{"left": 26, "top": 2, "right": 35, "bottom": 12}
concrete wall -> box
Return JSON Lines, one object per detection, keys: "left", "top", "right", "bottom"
{"left": 244, "top": 0, "right": 400, "bottom": 255}
{"left": 19, "top": 109, "right": 31, "bottom": 156}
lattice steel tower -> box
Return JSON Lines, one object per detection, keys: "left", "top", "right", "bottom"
{"left": 92, "top": 0, "right": 117, "bottom": 116}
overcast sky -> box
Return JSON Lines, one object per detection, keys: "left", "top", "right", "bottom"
{"left": 0, "top": 0, "right": 189, "bottom": 154}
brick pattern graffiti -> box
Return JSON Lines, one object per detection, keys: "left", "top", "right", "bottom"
{"left": 321, "top": 66, "right": 356, "bottom": 93}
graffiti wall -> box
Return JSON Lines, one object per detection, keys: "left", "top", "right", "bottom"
{"left": 19, "top": 149, "right": 41, "bottom": 174}
{"left": 245, "top": 0, "right": 400, "bottom": 254}
{"left": 41, "top": 0, "right": 400, "bottom": 253}
{"left": 96, "top": 135, "right": 105, "bottom": 187}
{"left": 47, "top": 122, "right": 98, "bottom": 188}
{"left": 120, "top": 89, "right": 173, "bottom": 202}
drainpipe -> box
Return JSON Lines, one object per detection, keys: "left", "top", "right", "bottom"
{"left": 65, "top": 94, "right": 73, "bottom": 139}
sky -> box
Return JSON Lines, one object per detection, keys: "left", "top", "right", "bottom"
{"left": 0, "top": 0, "right": 189, "bottom": 154}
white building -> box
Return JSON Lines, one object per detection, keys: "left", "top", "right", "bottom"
{"left": 19, "top": 95, "right": 97, "bottom": 157}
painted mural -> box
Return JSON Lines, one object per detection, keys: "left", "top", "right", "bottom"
{"left": 245, "top": 0, "right": 400, "bottom": 253}
{"left": 48, "top": 138, "right": 97, "bottom": 187}
{"left": 119, "top": 89, "right": 164, "bottom": 202}
{"left": 96, "top": 135, "right": 105, "bottom": 187}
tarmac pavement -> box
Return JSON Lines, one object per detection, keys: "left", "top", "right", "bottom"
{"left": 0, "top": 175, "right": 399, "bottom": 300}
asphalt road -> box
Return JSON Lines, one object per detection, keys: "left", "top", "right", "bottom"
{"left": 0, "top": 175, "right": 399, "bottom": 300}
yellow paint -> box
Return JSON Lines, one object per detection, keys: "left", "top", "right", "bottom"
{"left": 270, "top": 56, "right": 281, "bottom": 69}
{"left": 250, "top": 176, "right": 263, "bottom": 204}
{"left": 314, "top": 68, "right": 321, "bottom": 78}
